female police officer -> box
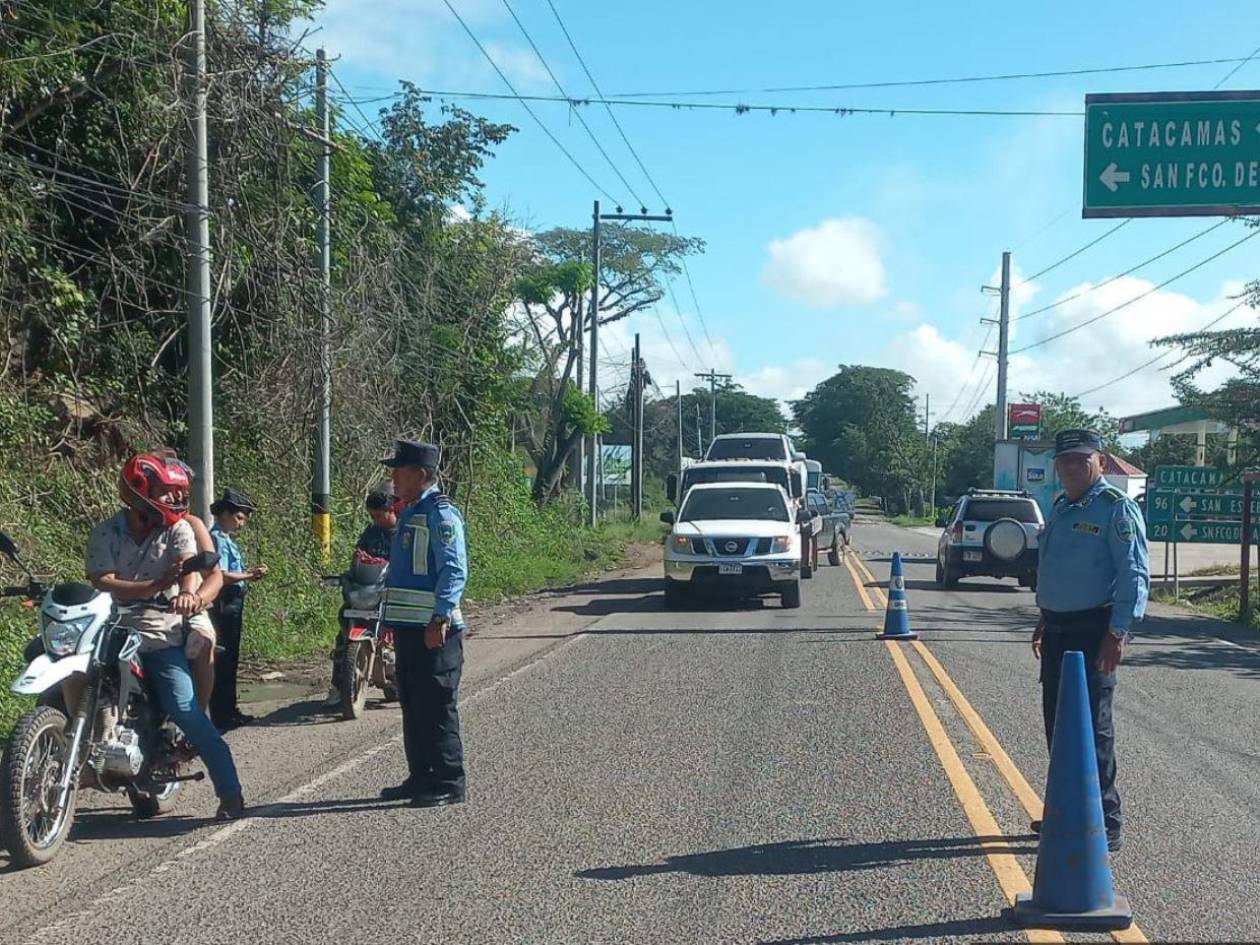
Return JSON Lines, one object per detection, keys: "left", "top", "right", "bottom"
{"left": 1032, "top": 428, "right": 1149, "bottom": 853}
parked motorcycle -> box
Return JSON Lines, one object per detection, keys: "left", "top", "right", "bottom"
{"left": 0, "top": 531, "right": 217, "bottom": 868}
{"left": 322, "top": 549, "right": 396, "bottom": 721}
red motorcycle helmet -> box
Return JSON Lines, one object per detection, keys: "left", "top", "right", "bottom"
{"left": 120, "top": 454, "right": 190, "bottom": 528}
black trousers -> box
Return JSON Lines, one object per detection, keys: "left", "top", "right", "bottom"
{"left": 210, "top": 597, "right": 244, "bottom": 723}
{"left": 1040, "top": 606, "right": 1122, "bottom": 838}
{"left": 395, "top": 629, "right": 465, "bottom": 794}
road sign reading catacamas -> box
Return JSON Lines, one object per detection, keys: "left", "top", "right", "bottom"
{"left": 1083, "top": 91, "right": 1260, "bottom": 218}
{"left": 1146, "top": 465, "right": 1253, "bottom": 543}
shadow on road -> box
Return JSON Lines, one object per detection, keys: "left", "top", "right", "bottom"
{"left": 576, "top": 834, "right": 1034, "bottom": 881}
{"left": 901, "top": 579, "right": 1026, "bottom": 595}
{"left": 756, "top": 914, "right": 1019, "bottom": 944}
{"left": 1123, "top": 616, "right": 1260, "bottom": 679}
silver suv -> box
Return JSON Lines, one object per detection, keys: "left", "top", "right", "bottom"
{"left": 935, "top": 489, "right": 1043, "bottom": 589}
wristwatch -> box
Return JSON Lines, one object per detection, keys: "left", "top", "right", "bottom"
{"left": 1108, "top": 626, "right": 1130, "bottom": 642}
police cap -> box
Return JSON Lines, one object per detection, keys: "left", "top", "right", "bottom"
{"left": 382, "top": 439, "right": 440, "bottom": 469}
{"left": 210, "top": 487, "right": 258, "bottom": 516}
{"left": 1054, "top": 428, "right": 1103, "bottom": 457}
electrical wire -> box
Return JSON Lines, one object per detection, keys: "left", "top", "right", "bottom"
{"left": 497, "top": 0, "right": 641, "bottom": 207}
{"left": 1015, "top": 220, "right": 1131, "bottom": 286}
{"left": 341, "top": 87, "right": 1084, "bottom": 119}
{"left": 611, "top": 56, "right": 1260, "bottom": 98}
{"left": 1014, "top": 218, "right": 1231, "bottom": 321}
{"left": 1012, "top": 228, "right": 1260, "bottom": 354}
{"left": 1213, "top": 43, "right": 1260, "bottom": 89}
{"left": 436, "top": 0, "right": 619, "bottom": 202}
{"left": 1072, "top": 298, "right": 1250, "bottom": 398}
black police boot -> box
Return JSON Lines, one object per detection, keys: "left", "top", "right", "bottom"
{"left": 410, "top": 788, "right": 465, "bottom": 809}
{"left": 380, "top": 780, "right": 417, "bottom": 802}
{"left": 1030, "top": 819, "right": 1041, "bottom": 834}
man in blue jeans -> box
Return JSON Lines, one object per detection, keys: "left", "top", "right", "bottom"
{"left": 86, "top": 454, "right": 244, "bottom": 819}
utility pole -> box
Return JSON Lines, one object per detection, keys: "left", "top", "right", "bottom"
{"left": 312, "top": 48, "right": 332, "bottom": 561}
{"left": 184, "top": 0, "right": 214, "bottom": 521}
{"left": 694, "top": 369, "right": 733, "bottom": 451}
{"left": 587, "top": 202, "right": 673, "bottom": 527}
{"left": 587, "top": 200, "right": 600, "bottom": 527}
{"left": 675, "top": 380, "right": 683, "bottom": 479}
{"left": 695, "top": 403, "right": 703, "bottom": 456}
{"left": 923, "top": 393, "right": 930, "bottom": 439}
{"left": 994, "top": 250, "right": 1011, "bottom": 441}
{"left": 632, "top": 333, "right": 644, "bottom": 521}
{"left": 929, "top": 435, "right": 938, "bottom": 515}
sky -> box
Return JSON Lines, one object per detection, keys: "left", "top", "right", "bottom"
{"left": 305, "top": 0, "right": 1260, "bottom": 428}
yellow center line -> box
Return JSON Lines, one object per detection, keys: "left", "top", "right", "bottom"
{"left": 883, "top": 640, "right": 1064, "bottom": 945}
{"left": 847, "top": 545, "right": 1150, "bottom": 944}
{"left": 840, "top": 551, "right": 877, "bottom": 611}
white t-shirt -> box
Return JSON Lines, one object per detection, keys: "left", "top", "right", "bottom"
{"left": 85, "top": 512, "right": 196, "bottom": 651}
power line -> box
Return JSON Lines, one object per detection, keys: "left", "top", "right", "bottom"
{"left": 1073, "top": 298, "right": 1250, "bottom": 398}
{"left": 1016, "top": 220, "right": 1131, "bottom": 286}
{"left": 1012, "top": 228, "right": 1260, "bottom": 354}
{"left": 1015, "top": 218, "right": 1231, "bottom": 321}
{"left": 611, "top": 56, "right": 1260, "bottom": 98}
{"left": 343, "top": 87, "right": 1084, "bottom": 119}
{"left": 436, "top": 0, "right": 618, "bottom": 203}
{"left": 1213, "top": 43, "right": 1260, "bottom": 89}
{"left": 497, "top": 0, "right": 641, "bottom": 207}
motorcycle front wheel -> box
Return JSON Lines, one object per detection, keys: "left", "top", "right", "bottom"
{"left": 339, "top": 640, "right": 371, "bottom": 720}
{"left": 0, "top": 705, "right": 78, "bottom": 868}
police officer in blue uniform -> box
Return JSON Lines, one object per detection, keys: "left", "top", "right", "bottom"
{"left": 378, "top": 441, "right": 469, "bottom": 807}
{"left": 1032, "top": 429, "right": 1149, "bottom": 853}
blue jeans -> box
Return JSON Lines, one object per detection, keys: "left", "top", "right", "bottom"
{"left": 141, "top": 645, "right": 242, "bottom": 799}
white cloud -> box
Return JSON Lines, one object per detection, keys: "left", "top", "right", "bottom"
{"left": 737, "top": 358, "right": 831, "bottom": 407}
{"left": 304, "top": 0, "right": 553, "bottom": 91}
{"left": 761, "top": 217, "right": 888, "bottom": 307}
{"left": 882, "top": 278, "right": 1255, "bottom": 427}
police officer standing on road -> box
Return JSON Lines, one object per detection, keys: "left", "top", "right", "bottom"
{"left": 378, "top": 440, "right": 469, "bottom": 808}
{"left": 1032, "top": 429, "right": 1149, "bottom": 853}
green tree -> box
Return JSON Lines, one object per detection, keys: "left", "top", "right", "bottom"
{"left": 793, "top": 366, "right": 926, "bottom": 512}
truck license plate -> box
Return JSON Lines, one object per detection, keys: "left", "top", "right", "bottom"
{"left": 963, "top": 551, "right": 982, "bottom": 562}
{"left": 718, "top": 563, "right": 743, "bottom": 575}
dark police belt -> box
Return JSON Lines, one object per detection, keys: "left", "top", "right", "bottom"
{"left": 1040, "top": 606, "right": 1110, "bottom": 633}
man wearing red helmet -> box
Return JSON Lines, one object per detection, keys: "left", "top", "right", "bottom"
{"left": 85, "top": 454, "right": 244, "bottom": 819}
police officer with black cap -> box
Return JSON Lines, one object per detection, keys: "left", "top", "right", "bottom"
{"left": 1031, "top": 428, "right": 1149, "bottom": 853}
{"left": 378, "top": 440, "right": 469, "bottom": 807}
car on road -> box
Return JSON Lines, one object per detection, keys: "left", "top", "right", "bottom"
{"left": 667, "top": 459, "right": 803, "bottom": 508}
{"left": 935, "top": 488, "right": 1043, "bottom": 589}
{"left": 704, "top": 432, "right": 801, "bottom": 464}
{"left": 661, "top": 482, "right": 805, "bottom": 609}
{"left": 806, "top": 489, "right": 848, "bottom": 565}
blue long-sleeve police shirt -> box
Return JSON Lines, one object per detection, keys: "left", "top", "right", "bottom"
{"left": 421, "top": 485, "right": 467, "bottom": 620}
{"left": 1035, "top": 477, "right": 1150, "bottom": 632}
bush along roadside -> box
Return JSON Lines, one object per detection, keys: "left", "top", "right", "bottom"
{"left": 0, "top": 448, "right": 665, "bottom": 739}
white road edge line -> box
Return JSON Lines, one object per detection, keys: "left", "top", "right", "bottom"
{"left": 27, "top": 631, "right": 591, "bottom": 945}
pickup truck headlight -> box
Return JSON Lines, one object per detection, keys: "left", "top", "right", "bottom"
{"left": 770, "top": 536, "right": 791, "bottom": 553}
{"left": 41, "top": 616, "right": 91, "bottom": 658}
{"left": 671, "top": 535, "right": 693, "bottom": 553}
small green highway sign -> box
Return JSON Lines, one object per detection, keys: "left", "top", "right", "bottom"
{"left": 1083, "top": 91, "right": 1260, "bottom": 218}
{"left": 1150, "top": 465, "right": 1242, "bottom": 492}
{"left": 1149, "top": 520, "right": 1260, "bottom": 544}
{"left": 1147, "top": 490, "right": 1260, "bottom": 523}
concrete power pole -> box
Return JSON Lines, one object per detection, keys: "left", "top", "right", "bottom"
{"left": 184, "top": 0, "right": 214, "bottom": 521}
{"left": 632, "top": 333, "right": 644, "bottom": 521}
{"left": 694, "top": 369, "right": 732, "bottom": 451}
{"left": 313, "top": 48, "right": 332, "bottom": 561}
{"left": 675, "top": 380, "right": 683, "bottom": 479}
{"left": 587, "top": 200, "right": 600, "bottom": 527}
{"left": 994, "top": 250, "right": 1011, "bottom": 441}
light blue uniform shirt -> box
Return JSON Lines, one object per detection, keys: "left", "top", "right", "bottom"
{"left": 210, "top": 524, "right": 246, "bottom": 575}
{"left": 384, "top": 484, "right": 468, "bottom": 628}
{"left": 1035, "top": 477, "right": 1150, "bottom": 632}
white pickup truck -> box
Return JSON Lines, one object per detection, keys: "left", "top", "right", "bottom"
{"left": 660, "top": 482, "right": 807, "bottom": 610}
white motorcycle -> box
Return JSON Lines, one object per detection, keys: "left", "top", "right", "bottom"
{"left": 0, "top": 531, "right": 216, "bottom": 868}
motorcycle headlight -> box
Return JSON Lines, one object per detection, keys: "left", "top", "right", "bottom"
{"left": 41, "top": 616, "right": 91, "bottom": 658}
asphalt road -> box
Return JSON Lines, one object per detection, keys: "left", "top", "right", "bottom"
{"left": 4, "top": 520, "right": 1260, "bottom": 944}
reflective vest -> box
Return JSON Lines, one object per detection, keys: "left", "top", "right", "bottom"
{"left": 382, "top": 491, "right": 465, "bottom": 630}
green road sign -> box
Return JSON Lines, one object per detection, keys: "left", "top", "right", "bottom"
{"left": 1083, "top": 91, "right": 1260, "bottom": 218}
{"left": 1147, "top": 489, "right": 1260, "bottom": 523}
{"left": 1149, "top": 520, "right": 1260, "bottom": 543}
{"left": 1150, "top": 465, "right": 1242, "bottom": 493}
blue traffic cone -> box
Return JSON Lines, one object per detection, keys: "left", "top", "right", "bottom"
{"left": 1014, "top": 650, "right": 1132, "bottom": 931}
{"left": 876, "top": 552, "right": 918, "bottom": 640}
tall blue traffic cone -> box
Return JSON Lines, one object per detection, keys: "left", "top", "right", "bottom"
{"left": 1014, "top": 650, "right": 1132, "bottom": 931}
{"left": 876, "top": 552, "right": 917, "bottom": 640}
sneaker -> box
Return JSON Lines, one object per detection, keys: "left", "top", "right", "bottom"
{"left": 216, "top": 793, "right": 246, "bottom": 820}
{"left": 322, "top": 685, "right": 340, "bottom": 708}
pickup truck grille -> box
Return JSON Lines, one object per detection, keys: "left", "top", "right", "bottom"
{"left": 688, "top": 537, "right": 774, "bottom": 556}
